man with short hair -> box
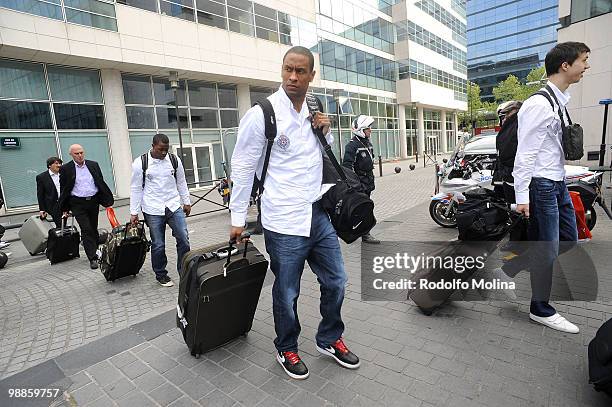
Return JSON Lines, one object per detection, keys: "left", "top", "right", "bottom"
{"left": 130, "top": 134, "right": 191, "bottom": 287}
{"left": 230, "top": 46, "right": 360, "bottom": 380}
{"left": 36, "top": 156, "right": 63, "bottom": 228}
{"left": 59, "top": 144, "right": 114, "bottom": 269}
{"left": 514, "top": 41, "right": 590, "bottom": 333}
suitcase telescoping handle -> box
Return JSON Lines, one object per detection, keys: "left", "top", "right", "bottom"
{"left": 224, "top": 232, "right": 251, "bottom": 277}
{"left": 61, "top": 214, "right": 75, "bottom": 234}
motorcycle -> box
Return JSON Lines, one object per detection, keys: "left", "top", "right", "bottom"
{"left": 430, "top": 159, "right": 610, "bottom": 230}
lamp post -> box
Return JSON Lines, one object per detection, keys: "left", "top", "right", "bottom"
{"left": 332, "top": 89, "right": 343, "bottom": 157}
{"left": 169, "top": 71, "right": 185, "bottom": 161}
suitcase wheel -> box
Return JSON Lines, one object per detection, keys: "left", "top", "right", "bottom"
{"left": 419, "top": 308, "right": 434, "bottom": 316}
{"left": 194, "top": 353, "right": 201, "bottom": 359}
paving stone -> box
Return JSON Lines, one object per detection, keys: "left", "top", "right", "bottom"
{"left": 116, "top": 390, "right": 156, "bottom": 407}
{"left": 260, "top": 375, "right": 299, "bottom": 401}
{"left": 219, "top": 355, "right": 251, "bottom": 373}
{"left": 119, "top": 359, "right": 151, "bottom": 379}
{"left": 71, "top": 382, "right": 105, "bottom": 406}
{"left": 164, "top": 364, "right": 196, "bottom": 386}
{"left": 88, "top": 394, "right": 118, "bottom": 407}
{"left": 316, "top": 382, "right": 357, "bottom": 406}
{"left": 198, "top": 389, "right": 237, "bottom": 407}
{"left": 87, "top": 360, "right": 124, "bottom": 387}
{"left": 229, "top": 382, "right": 268, "bottom": 407}
{"left": 110, "top": 351, "right": 138, "bottom": 368}
{"left": 286, "top": 389, "right": 327, "bottom": 407}
{"left": 104, "top": 378, "right": 136, "bottom": 400}
{"left": 348, "top": 375, "right": 387, "bottom": 401}
{"left": 149, "top": 381, "right": 183, "bottom": 406}
{"left": 168, "top": 396, "right": 200, "bottom": 407}
{"left": 208, "top": 369, "right": 248, "bottom": 394}
{"left": 180, "top": 377, "right": 215, "bottom": 400}
{"left": 140, "top": 349, "right": 179, "bottom": 374}
{"left": 238, "top": 364, "right": 276, "bottom": 387}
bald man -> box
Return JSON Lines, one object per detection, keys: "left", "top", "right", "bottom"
{"left": 59, "top": 144, "right": 114, "bottom": 269}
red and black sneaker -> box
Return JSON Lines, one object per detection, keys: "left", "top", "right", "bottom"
{"left": 276, "top": 351, "right": 309, "bottom": 380}
{"left": 316, "top": 338, "right": 360, "bottom": 369}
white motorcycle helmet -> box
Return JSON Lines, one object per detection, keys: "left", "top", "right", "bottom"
{"left": 496, "top": 100, "right": 522, "bottom": 124}
{"left": 351, "top": 115, "right": 375, "bottom": 138}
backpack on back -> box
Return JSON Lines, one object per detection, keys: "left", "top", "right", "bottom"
{"left": 140, "top": 152, "right": 179, "bottom": 188}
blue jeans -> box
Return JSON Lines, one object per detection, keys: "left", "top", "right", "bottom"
{"left": 264, "top": 201, "right": 346, "bottom": 353}
{"left": 528, "top": 178, "right": 577, "bottom": 315}
{"left": 143, "top": 207, "right": 190, "bottom": 279}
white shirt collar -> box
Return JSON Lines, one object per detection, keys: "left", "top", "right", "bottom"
{"left": 547, "top": 81, "right": 571, "bottom": 107}
{"left": 277, "top": 85, "right": 308, "bottom": 117}
{"left": 48, "top": 169, "right": 58, "bottom": 177}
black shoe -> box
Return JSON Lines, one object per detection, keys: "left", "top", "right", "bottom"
{"left": 276, "top": 351, "right": 309, "bottom": 380}
{"left": 89, "top": 259, "right": 98, "bottom": 269}
{"left": 362, "top": 233, "right": 380, "bottom": 244}
{"left": 157, "top": 275, "right": 175, "bottom": 287}
{"left": 317, "top": 338, "right": 360, "bottom": 369}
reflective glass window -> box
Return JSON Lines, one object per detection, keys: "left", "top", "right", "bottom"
{"left": 197, "top": 11, "right": 226, "bottom": 29}
{"left": 190, "top": 108, "right": 218, "bottom": 128}
{"left": 47, "top": 67, "right": 102, "bottom": 103}
{"left": 188, "top": 81, "right": 216, "bottom": 107}
{"left": 122, "top": 75, "right": 153, "bottom": 105}
{"left": 156, "top": 106, "right": 189, "bottom": 128}
{"left": 126, "top": 106, "right": 155, "bottom": 129}
{"left": 217, "top": 84, "right": 237, "bottom": 108}
{"left": 154, "top": 79, "right": 187, "bottom": 106}
{"left": 0, "top": 0, "right": 63, "bottom": 20}
{"left": 53, "top": 103, "right": 105, "bottom": 129}
{"left": 0, "top": 60, "right": 47, "bottom": 100}
{"left": 220, "top": 110, "right": 238, "bottom": 127}
{"left": 160, "top": 0, "right": 195, "bottom": 21}
{"left": 0, "top": 100, "right": 52, "bottom": 129}
{"left": 117, "top": 0, "right": 158, "bottom": 13}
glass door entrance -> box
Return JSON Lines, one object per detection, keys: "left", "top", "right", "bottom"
{"left": 173, "top": 144, "right": 216, "bottom": 188}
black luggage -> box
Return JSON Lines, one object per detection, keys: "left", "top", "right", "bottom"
{"left": 589, "top": 318, "right": 612, "bottom": 396}
{"left": 46, "top": 217, "right": 80, "bottom": 264}
{"left": 177, "top": 237, "right": 268, "bottom": 357}
{"left": 409, "top": 211, "right": 524, "bottom": 315}
{"left": 99, "top": 222, "right": 149, "bottom": 282}
{"left": 456, "top": 188, "right": 510, "bottom": 241}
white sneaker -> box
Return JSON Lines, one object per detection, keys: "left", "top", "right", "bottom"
{"left": 529, "top": 312, "right": 579, "bottom": 334}
{"left": 492, "top": 267, "right": 517, "bottom": 300}
{"left": 0, "top": 241, "right": 10, "bottom": 249}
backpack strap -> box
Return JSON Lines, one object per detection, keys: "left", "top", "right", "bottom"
{"left": 544, "top": 84, "right": 573, "bottom": 126}
{"left": 141, "top": 152, "right": 179, "bottom": 188}
{"left": 253, "top": 98, "right": 277, "bottom": 195}
{"left": 140, "top": 153, "right": 148, "bottom": 189}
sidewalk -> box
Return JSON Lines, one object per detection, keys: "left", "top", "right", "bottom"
{"left": 1, "top": 160, "right": 611, "bottom": 407}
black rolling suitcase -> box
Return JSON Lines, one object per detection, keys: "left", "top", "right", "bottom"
{"left": 177, "top": 237, "right": 268, "bottom": 357}
{"left": 46, "top": 217, "right": 80, "bottom": 264}
{"left": 409, "top": 204, "right": 524, "bottom": 315}
{"left": 589, "top": 318, "right": 612, "bottom": 397}
{"left": 99, "top": 221, "right": 149, "bottom": 282}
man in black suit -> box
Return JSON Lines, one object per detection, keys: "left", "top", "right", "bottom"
{"left": 36, "top": 156, "right": 63, "bottom": 228}
{"left": 59, "top": 144, "right": 114, "bottom": 269}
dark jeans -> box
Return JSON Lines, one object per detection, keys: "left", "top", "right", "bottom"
{"left": 528, "top": 178, "right": 577, "bottom": 315}
{"left": 143, "top": 207, "right": 190, "bottom": 279}
{"left": 264, "top": 201, "right": 346, "bottom": 352}
{"left": 70, "top": 196, "right": 100, "bottom": 261}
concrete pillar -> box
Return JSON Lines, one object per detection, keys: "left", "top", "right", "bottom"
{"left": 237, "top": 84, "right": 251, "bottom": 120}
{"left": 417, "top": 105, "right": 425, "bottom": 157}
{"left": 100, "top": 69, "right": 132, "bottom": 199}
{"left": 440, "top": 109, "right": 448, "bottom": 153}
{"left": 453, "top": 111, "right": 459, "bottom": 145}
{"left": 398, "top": 104, "right": 408, "bottom": 158}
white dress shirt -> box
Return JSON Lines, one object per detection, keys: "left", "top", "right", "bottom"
{"left": 229, "top": 87, "right": 334, "bottom": 237}
{"left": 130, "top": 151, "right": 191, "bottom": 216}
{"left": 513, "top": 81, "right": 570, "bottom": 204}
{"left": 72, "top": 161, "right": 99, "bottom": 197}
{"left": 49, "top": 169, "right": 60, "bottom": 197}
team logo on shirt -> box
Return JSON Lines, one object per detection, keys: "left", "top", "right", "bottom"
{"left": 276, "top": 133, "right": 290, "bottom": 152}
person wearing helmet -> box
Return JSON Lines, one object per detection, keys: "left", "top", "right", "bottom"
{"left": 493, "top": 100, "right": 523, "bottom": 203}
{"left": 342, "top": 114, "right": 379, "bottom": 244}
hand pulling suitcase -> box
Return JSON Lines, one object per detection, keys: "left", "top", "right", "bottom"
{"left": 46, "top": 217, "right": 80, "bottom": 264}
{"left": 589, "top": 318, "right": 612, "bottom": 397}
{"left": 19, "top": 215, "right": 55, "bottom": 255}
{"left": 99, "top": 221, "right": 149, "bottom": 282}
{"left": 409, "top": 213, "right": 525, "bottom": 315}
{"left": 177, "top": 236, "right": 268, "bottom": 357}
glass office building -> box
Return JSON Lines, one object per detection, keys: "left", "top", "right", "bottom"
{"left": 467, "top": 0, "right": 559, "bottom": 102}
{"left": 0, "top": 0, "right": 466, "bottom": 210}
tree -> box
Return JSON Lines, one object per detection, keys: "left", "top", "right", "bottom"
{"left": 492, "top": 66, "right": 547, "bottom": 102}
{"left": 458, "top": 82, "right": 497, "bottom": 131}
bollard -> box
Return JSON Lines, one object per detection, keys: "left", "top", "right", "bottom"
{"left": 378, "top": 155, "right": 383, "bottom": 177}
{"left": 415, "top": 151, "right": 419, "bottom": 163}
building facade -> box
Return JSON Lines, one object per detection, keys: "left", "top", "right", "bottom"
{"left": 467, "top": 0, "right": 559, "bottom": 102}
{"left": 557, "top": 0, "right": 612, "bottom": 165}
{"left": 0, "top": 0, "right": 466, "bottom": 212}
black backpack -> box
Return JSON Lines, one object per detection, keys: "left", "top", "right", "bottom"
{"left": 589, "top": 318, "right": 612, "bottom": 397}
{"left": 140, "top": 152, "right": 179, "bottom": 188}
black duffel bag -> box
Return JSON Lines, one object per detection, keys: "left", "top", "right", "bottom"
{"left": 306, "top": 94, "right": 376, "bottom": 244}
{"left": 589, "top": 318, "right": 612, "bottom": 397}
{"left": 457, "top": 188, "right": 509, "bottom": 241}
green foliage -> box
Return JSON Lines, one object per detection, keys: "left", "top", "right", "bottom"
{"left": 492, "top": 66, "right": 547, "bottom": 102}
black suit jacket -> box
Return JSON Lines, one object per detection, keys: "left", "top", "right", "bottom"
{"left": 36, "top": 171, "right": 60, "bottom": 214}
{"left": 59, "top": 160, "right": 114, "bottom": 212}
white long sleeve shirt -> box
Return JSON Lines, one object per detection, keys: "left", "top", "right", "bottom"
{"left": 229, "top": 87, "right": 334, "bottom": 237}
{"left": 513, "top": 81, "right": 570, "bottom": 204}
{"left": 130, "top": 151, "right": 191, "bottom": 216}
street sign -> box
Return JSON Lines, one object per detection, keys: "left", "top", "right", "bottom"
{"left": 0, "top": 137, "right": 20, "bottom": 148}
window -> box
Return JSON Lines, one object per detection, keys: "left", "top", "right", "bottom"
{"left": 122, "top": 75, "right": 153, "bottom": 105}
{"left": 0, "top": 0, "right": 63, "bottom": 20}
{"left": 63, "top": 0, "right": 118, "bottom": 30}
{"left": 54, "top": 104, "right": 105, "bottom": 129}
{"left": 160, "top": 0, "right": 195, "bottom": 21}
{"left": 117, "top": 0, "right": 158, "bottom": 13}
{"left": 0, "top": 101, "right": 52, "bottom": 129}
{"left": 47, "top": 67, "right": 103, "bottom": 103}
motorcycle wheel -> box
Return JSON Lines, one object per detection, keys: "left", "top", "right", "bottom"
{"left": 429, "top": 200, "right": 457, "bottom": 228}
{"left": 586, "top": 206, "right": 597, "bottom": 231}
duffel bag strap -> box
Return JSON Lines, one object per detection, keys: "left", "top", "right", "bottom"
{"left": 305, "top": 94, "right": 348, "bottom": 183}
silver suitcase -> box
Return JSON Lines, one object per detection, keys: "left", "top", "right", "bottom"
{"left": 19, "top": 216, "right": 55, "bottom": 255}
